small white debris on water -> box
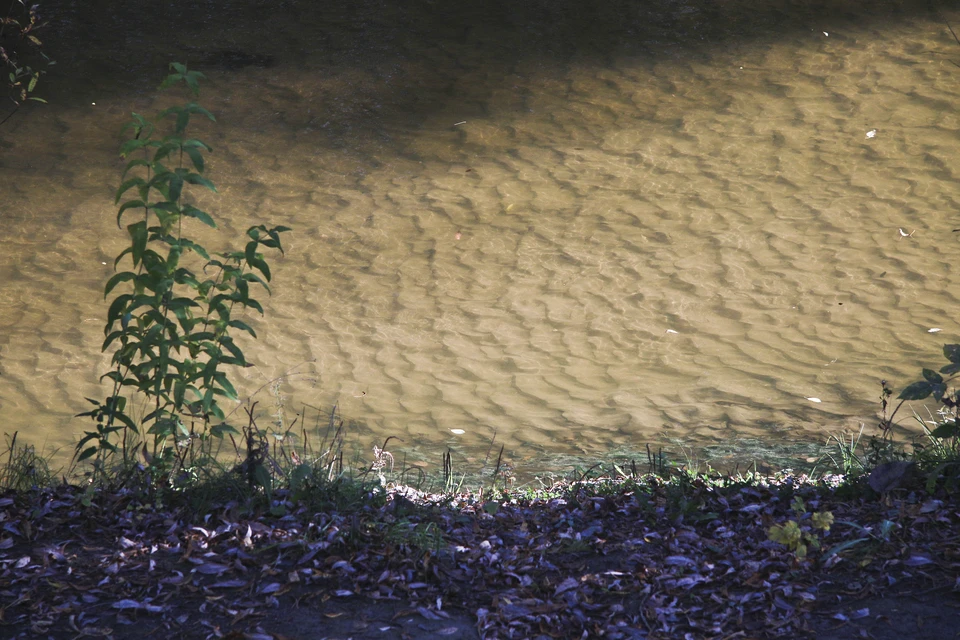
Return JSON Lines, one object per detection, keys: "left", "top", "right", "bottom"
{"left": 929, "top": 328, "right": 942, "bottom": 333}
{"left": 453, "top": 121, "right": 466, "bottom": 126}
{"left": 450, "top": 429, "right": 465, "bottom": 435}
{"left": 898, "top": 228, "right": 915, "bottom": 238}
{"left": 866, "top": 129, "right": 877, "bottom": 139}
{"left": 666, "top": 329, "right": 678, "bottom": 334}
{"left": 92, "top": 102, "right": 96, "bottom": 106}
{"left": 101, "top": 262, "right": 107, "bottom": 265}
{"left": 823, "top": 31, "right": 829, "bottom": 36}
{"left": 807, "top": 397, "right": 822, "bottom": 403}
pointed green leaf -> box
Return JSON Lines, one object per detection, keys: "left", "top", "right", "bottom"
{"left": 182, "top": 204, "right": 216, "bottom": 228}
{"left": 183, "top": 172, "right": 216, "bottom": 192}
{"left": 104, "top": 271, "right": 136, "bottom": 297}
{"left": 944, "top": 344, "right": 960, "bottom": 364}
{"left": 931, "top": 421, "right": 960, "bottom": 439}
{"left": 183, "top": 146, "right": 205, "bottom": 173}
{"left": 227, "top": 319, "right": 257, "bottom": 338}
{"left": 898, "top": 381, "right": 934, "bottom": 401}
{"left": 115, "top": 177, "right": 146, "bottom": 206}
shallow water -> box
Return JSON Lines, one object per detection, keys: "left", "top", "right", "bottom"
{"left": 2, "top": 0, "right": 960, "bottom": 472}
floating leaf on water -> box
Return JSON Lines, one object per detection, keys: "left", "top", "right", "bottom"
{"left": 112, "top": 599, "right": 142, "bottom": 610}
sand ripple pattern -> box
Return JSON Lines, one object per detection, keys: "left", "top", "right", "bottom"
{"left": 2, "top": 0, "right": 960, "bottom": 467}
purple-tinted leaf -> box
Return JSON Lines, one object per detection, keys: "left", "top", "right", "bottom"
{"left": 209, "top": 579, "right": 247, "bottom": 588}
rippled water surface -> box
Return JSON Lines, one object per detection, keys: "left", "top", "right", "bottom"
{"left": 3, "top": 0, "right": 960, "bottom": 471}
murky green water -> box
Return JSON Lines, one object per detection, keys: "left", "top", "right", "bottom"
{"left": 2, "top": 0, "right": 960, "bottom": 473}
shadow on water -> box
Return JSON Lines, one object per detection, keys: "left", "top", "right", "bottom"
{"left": 41, "top": 0, "right": 954, "bottom": 138}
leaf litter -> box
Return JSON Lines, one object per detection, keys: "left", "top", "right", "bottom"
{"left": 0, "top": 473, "right": 958, "bottom": 639}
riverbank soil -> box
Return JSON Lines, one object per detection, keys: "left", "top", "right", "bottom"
{"left": 1, "top": 476, "right": 958, "bottom": 639}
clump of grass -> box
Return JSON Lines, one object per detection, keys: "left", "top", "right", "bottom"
{"left": 0, "top": 432, "right": 56, "bottom": 492}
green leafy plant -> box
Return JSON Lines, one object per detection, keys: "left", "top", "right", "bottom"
{"left": 0, "top": 432, "right": 54, "bottom": 492}
{"left": 767, "top": 496, "right": 834, "bottom": 560}
{"left": 1, "top": 0, "right": 53, "bottom": 126}
{"left": 76, "top": 63, "right": 290, "bottom": 483}
{"left": 882, "top": 347, "right": 960, "bottom": 491}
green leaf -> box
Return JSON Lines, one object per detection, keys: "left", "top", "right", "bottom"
{"left": 931, "top": 421, "right": 960, "bottom": 439}
{"left": 944, "top": 344, "right": 960, "bottom": 364}
{"left": 102, "top": 330, "right": 127, "bottom": 352}
{"left": 75, "top": 446, "right": 99, "bottom": 463}
{"left": 822, "top": 537, "right": 868, "bottom": 561}
{"left": 119, "top": 140, "right": 148, "bottom": 159}
{"left": 116, "top": 199, "right": 147, "bottom": 224}
{"left": 227, "top": 319, "right": 257, "bottom": 338}
{"left": 105, "top": 294, "right": 132, "bottom": 331}
{"left": 898, "top": 381, "right": 934, "bottom": 401}
{"left": 254, "top": 463, "right": 272, "bottom": 491}
{"left": 922, "top": 368, "right": 944, "bottom": 384}
{"left": 183, "top": 172, "right": 216, "bottom": 192}
{"left": 245, "top": 243, "right": 271, "bottom": 281}
{"left": 184, "top": 101, "right": 214, "bottom": 122}
{"left": 210, "top": 422, "right": 239, "bottom": 438}
{"left": 153, "top": 140, "right": 181, "bottom": 164}
{"left": 940, "top": 363, "right": 960, "bottom": 376}
{"left": 183, "top": 146, "right": 205, "bottom": 173}
{"left": 290, "top": 462, "right": 312, "bottom": 491}
{"left": 176, "top": 108, "right": 190, "bottom": 134}
{"left": 220, "top": 337, "right": 246, "bottom": 366}
{"left": 127, "top": 221, "right": 148, "bottom": 268}
{"left": 115, "top": 177, "right": 146, "bottom": 207}
{"left": 182, "top": 204, "right": 216, "bottom": 228}
{"left": 167, "top": 173, "right": 184, "bottom": 203}
{"left": 215, "top": 373, "right": 238, "bottom": 401}
{"left": 104, "top": 271, "right": 136, "bottom": 297}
